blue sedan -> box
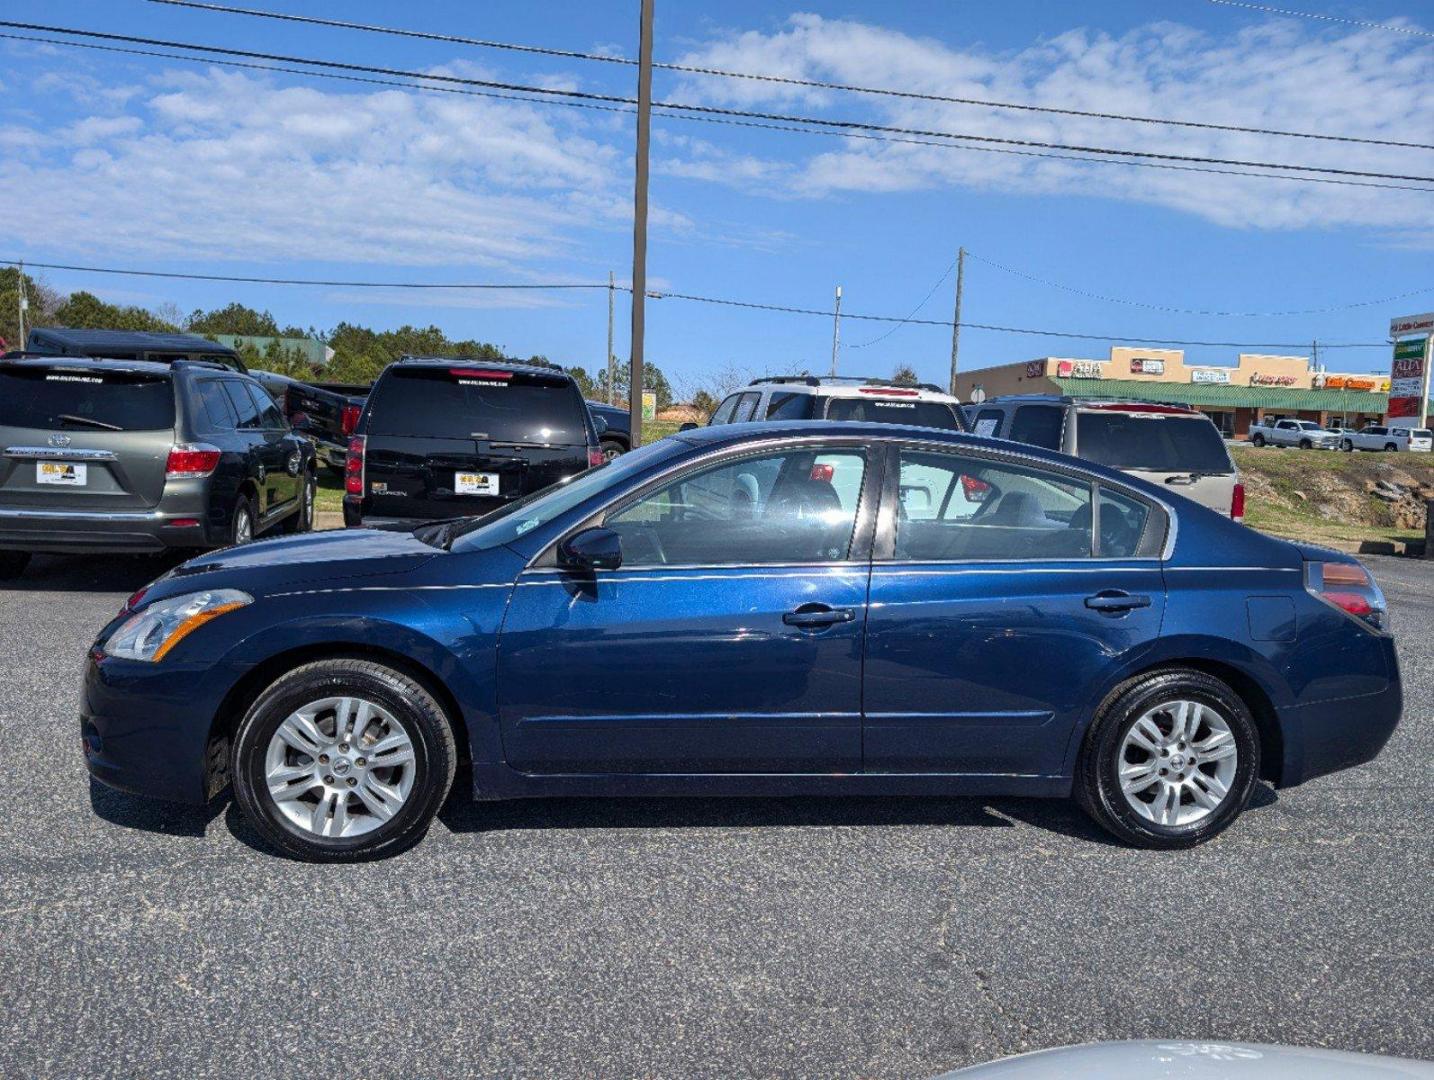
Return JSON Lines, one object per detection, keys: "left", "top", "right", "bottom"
{"left": 82, "top": 422, "right": 1402, "bottom": 861}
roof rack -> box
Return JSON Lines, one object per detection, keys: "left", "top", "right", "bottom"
{"left": 397, "top": 354, "right": 564, "bottom": 371}
{"left": 752, "top": 374, "right": 949, "bottom": 394}
{"left": 170, "top": 359, "right": 235, "bottom": 373}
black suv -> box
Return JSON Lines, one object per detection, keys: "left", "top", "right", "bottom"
{"left": 343, "top": 358, "right": 602, "bottom": 527}
{"left": 0, "top": 357, "right": 316, "bottom": 578}
{"left": 22, "top": 327, "right": 248, "bottom": 372}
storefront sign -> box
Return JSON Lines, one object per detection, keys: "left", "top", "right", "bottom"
{"left": 1388, "top": 336, "right": 1431, "bottom": 420}
{"left": 1250, "top": 373, "right": 1297, "bottom": 386}
{"left": 1056, "top": 360, "right": 1103, "bottom": 379}
{"left": 1129, "top": 358, "right": 1164, "bottom": 375}
{"left": 1322, "top": 376, "right": 1378, "bottom": 391}
{"left": 1190, "top": 368, "right": 1230, "bottom": 384}
{"left": 1025, "top": 361, "right": 1045, "bottom": 379}
{"left": 1390, "top": 312, "right": 1434, "bottom": 337}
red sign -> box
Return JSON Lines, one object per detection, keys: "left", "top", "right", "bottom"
{"left": 1056, "top": 361, "right": 1072, "bottom": 378}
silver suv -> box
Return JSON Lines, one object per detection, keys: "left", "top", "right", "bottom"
{"left": 705, "top": 376, "right": 965, "bottom": 430}
{"left": 965, "top": 394, "right": 1243, "bottom": 520}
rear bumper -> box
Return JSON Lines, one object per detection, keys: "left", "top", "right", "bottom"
{"left": 1278, "top": 641, "right": 1403, "bottom": 787}
{"left": 0, "top": 505, "right": 212, "bottom": 553}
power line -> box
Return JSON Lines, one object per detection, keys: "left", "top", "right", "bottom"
{"left": 7, "top": 258, "right": 1391, "bottom": 348}
{"left": 7, "top": 30, "right": 1431, "bottom": 194}
{"left": 847, "top": 259, "right": 957, "bottom": 348}
{"left": 7, "top": 21, "right": 1434, "bottom": 186}
{"left": 1208, "top": 0, "right": 1434, "bottom": 39}
{"left": 149, "top": 0, "right": 1434, "bottom": 152}
{"left": 965, "top": 251, "right": 1434, "bottom": 317}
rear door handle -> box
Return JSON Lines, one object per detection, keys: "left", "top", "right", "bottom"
{"left": 1084, "top": 591, "right": 1152, "bottom": 613}
{"left": 783, "top": 604, "right": 856, "bottom": 628}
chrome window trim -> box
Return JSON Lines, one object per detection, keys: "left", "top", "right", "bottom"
{"left": 0, "top": 507, "right": 166, "bottom": 522}
{"left": 4, "top": 446, "right": 120, "bottom": 462}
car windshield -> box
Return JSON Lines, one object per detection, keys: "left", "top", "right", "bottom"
{"left": 0, "top": 367, "right": 175, "bottom": 430}
{"left": 1076, "top": 412, "right": 1232, "bottom": 473}
{"left": 446, "top": 438, "right": 685, "bottom": 551}
{"left": 823, "top": 397, "right": 962, "bottom": 429}
{"left": 1297, "top": 421, "right": 1323, "bottom": 430}
{"left": 368, "top": 366, "right": 589, "bottom": 445}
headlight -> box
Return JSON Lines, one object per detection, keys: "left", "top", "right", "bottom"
{"left": 103, "top": 589, "right": 253, "bottom": 662}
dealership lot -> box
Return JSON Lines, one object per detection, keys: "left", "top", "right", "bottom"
{"left": 0, "top": 554, "right": 1430, "bottom": 1079}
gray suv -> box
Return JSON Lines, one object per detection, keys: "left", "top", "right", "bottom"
{"left": 0, "top": 357, "right": 316, "bottom": 578}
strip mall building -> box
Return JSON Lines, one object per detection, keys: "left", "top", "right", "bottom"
{"left": 955, "top": 347, "right": 1421, "bottom": 439}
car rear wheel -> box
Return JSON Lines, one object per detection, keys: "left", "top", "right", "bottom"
{"left": 1075, "top": 669, "right": 1259, "bottom": 849}
{"left": 281, "top": 473, "right": 316, "bottom": 534}
{"left": 1251, "top": 434, "right": 1265, "bottom": 447}
{"left": 601, "top": 438, "right": 626, "bottom": 462}
{"left": 0, "top": 551, "right": 31, "bottom": 579}
{"left": 1298, "top": 438, "right": 1313, "bottom": 449}
{"left": 231, "top": 659, "right": 457, "bottom": 861}
{"left": 1340, "top": 438, "right": 1353, "bottom": 452}
{"left": 229, "top": 495, "right": 256, "bottom": 546}
{"left": 1385, "top": 442, "right": 1398, "bottom": 452}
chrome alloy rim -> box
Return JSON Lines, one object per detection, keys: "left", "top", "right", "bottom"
{"left": 235, "top": 509, "right": 253, "bottom": 544}
{"left": 264, "top": 696, "right": 416, "bottom": 838}
{"left": 1118, "top": 699, "right": 1238, "bottom": 827}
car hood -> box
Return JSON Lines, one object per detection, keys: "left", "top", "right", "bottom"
{"left": 150, "top": 526, "right": 440, "bottom": 598}
{"left": 933, "top": 1040, "right": 1433, "bottom": 1078}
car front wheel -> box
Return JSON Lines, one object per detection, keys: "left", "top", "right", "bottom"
{"left": 1075, "top": 669, "right": 1259, "bottom": 849}
{"left": 1250, "top": 434, "right": 1265, "bottom": 447}
{"left": 231, "top": 659, "right": 457, "bottom": 861}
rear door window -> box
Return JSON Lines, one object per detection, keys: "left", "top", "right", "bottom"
{"left": 1008, "top": 405, "right": 1064, "bottom": 448}
{"left": 0, "top": 367, "right": 174, "bottom": 431}
{"left": 1076, "top": 413, "right": 1232, "bottom": 474}
{"left": 367, "top": 367, "right": 587, "bottom": 444}
{"left": 246, "top": 383, "right": 286, "bottom": 429}
{"left": 823, "top": 397, "right": 961, "bottom": 429}
{"left": 729, "top": 392, "right": 762, "bottom": 424}
{"left": 222, "top": 380, "right": 263, "bottom": 430}
{"left": 709, "top": 394, "right": 741, "bottom": 426}
{"left": 195, "top": 379, "right": 237, "bottom": 432}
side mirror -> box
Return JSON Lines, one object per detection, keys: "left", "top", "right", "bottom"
{"left": 679, "top": 422, "right": 699, "bottom": 432}
{"left": 592, "top": 414, "right": 609, "bottom": 435}
{"left": 558, "top": 526, "right": 622, "bottom": 571}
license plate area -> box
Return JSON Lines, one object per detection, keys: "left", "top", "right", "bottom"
{"left": 455, "top": 471, "right": 500, "bottom": 496}
{"left": 37, "top": 462, "right": 88, "bottom": 486}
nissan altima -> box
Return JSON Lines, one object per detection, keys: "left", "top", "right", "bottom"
{"left": 82, "top": 421, "right": 1402, "bottom": 861}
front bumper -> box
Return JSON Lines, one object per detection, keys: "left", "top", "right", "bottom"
{"left": 0, "top": 505, "right": 212, "bottom": 554}
{"left": 81, "top": 650, "right": 248, "bottom": 804}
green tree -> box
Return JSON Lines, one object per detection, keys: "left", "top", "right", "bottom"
{"left": 691, "top": 389, "right": 719, "bottom": 418}
{"left": 52, "top": 290, "right": 179, "bottom": 333}
{"left": 891, "top": 363, "right": 920, "bottom": 386}
{"left": 187, "top": 302, "right": 283, "bottom": 337}
{"left": 565, "top": 365, "right": 598, "bottom": 399}
{"left": 0, "top": 266, "right": 62, "bottom": 349}
{"left": 596, "top": 360, "right": 673, "bottom": 409}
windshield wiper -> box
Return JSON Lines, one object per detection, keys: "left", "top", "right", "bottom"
{"left": 55, "top": 413, "right": 123, "bottom": 431}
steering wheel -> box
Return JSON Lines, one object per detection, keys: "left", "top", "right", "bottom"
{"left": 619, "top": 527, "right": 668, "bottom": 565}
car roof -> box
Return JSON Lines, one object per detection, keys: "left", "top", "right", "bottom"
{"left": 1, "top": 355, "right": 183, "bottom": 376}
{"left": 389, "top": 356, "right": 574, "bottom": 379}
{"left": 982, "top": 393, "right": 1200, "bottom": 414}
{"left": 25, "top": 327, "right": 240, "bottom": 355}
{"left": 746, "top": 375, "right": 958, "bottom": 400}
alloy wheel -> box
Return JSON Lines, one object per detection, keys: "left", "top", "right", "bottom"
{"left": 234, "top": 508, "right": 253, "bottom": 544}
{"left": 1117, "top": 699, "right": 1238, "bottom": 827}
{"left": 264, "top": 696, "right": 417, "bottom": 838}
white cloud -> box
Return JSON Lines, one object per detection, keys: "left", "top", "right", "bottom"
{"left": 665, "top": 14, "right": 1434, "bottom": 236}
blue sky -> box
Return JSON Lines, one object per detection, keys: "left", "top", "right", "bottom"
{"left": 1, "top": 0, "right": 1431, "bottom": 391}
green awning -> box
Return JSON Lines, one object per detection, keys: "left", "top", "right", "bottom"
{"left": 1049, "top": 377, "right": 1401, "bottom": 412}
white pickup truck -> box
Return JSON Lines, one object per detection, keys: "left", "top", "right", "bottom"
{"left": 1338, "top": 424, "right": 1434, "bottom": 453}
{"left": 1247, "top": 418, "right": 1341, "bottom": 449}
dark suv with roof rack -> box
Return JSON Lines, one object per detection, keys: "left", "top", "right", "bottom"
{"left": 964, "top": 393, "right": 1243, "bottom": 520}
{"left": 0, "top": 356, "right": 316, "bottom": 578}
{"left": 343, "top": 357, "right": 603, "bottom": 528}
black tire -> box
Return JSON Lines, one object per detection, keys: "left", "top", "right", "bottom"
{"left": 231, "top": 658, "right": 458, "bottom": 862}
{"left": 1340, "top": 438, "right": 1353, "bottom": 452}
{"left": 1075, "top": 669, "right": 1260, "bottom": 849}
{"left": 229, "top": 494, "right": 256, "bottom": 546}
{"left": 1251, "top": 434, "right": 1265, "bottom": 447}
{"left": 1385, "top": 443, "right": 1398, "bottom": 453}
{"left": 280, "top": 472, "right": 316, "bottom": 534}
{"left": 600, "top": 438, "right": 626, "bottom": 462}
{"left": 0, "top": 551, "right": 31, "bottom": 579}
{"left": 1298, "top": 439, "right": 1312, "bottom": 449}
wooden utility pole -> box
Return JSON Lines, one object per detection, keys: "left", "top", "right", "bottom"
{"left": 948, "top": 247, "right": 965, "bottom": 395}
{"left": 627, "top": 0, "right": 655, "bottom": 447}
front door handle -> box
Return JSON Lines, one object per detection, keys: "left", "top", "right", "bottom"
{"left": 783, "top": 604, "right": 856, "bottom": 628}
{"left": 1084, "top": 590, "right": 1152, "bottom": 613}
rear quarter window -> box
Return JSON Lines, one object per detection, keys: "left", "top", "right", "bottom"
{"left": 1077, "top": 413, "right": 1233, "bottom": 474}
{"left": 1007, "top": 405, "right": 1064, "bottom": 449}
{"left": 0, "top": 368, "right": 175, "bottom": 431}
{"left": 367, "top": 367, "right": 589, "bottom": 444}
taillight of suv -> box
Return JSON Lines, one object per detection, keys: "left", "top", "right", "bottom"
{"left": 1230, "top": 482, "right": 1245, "bottom": 523}
{"left": 588, "top": 447, "right": 605, "bottom": 468}
{"left": 341, "top": 404, "right": 362, "bottom": 435}
{"left": 165, "top": 443, "right": 222, "bottom": 479}
{"left": 345, "top": 435, "right": 366, "bottom": 496}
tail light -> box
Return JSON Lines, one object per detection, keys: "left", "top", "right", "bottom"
{"left": 345, "top": 435, "right": 366, "bottom": 496}
{"left": 587, "top": 447, "right": 605, "bottom": 468}
{"left": 960, "top": 473, "right": 992, "bottom": 501}
{"left": 166, "top": 443, "right": 222, "bottom": 479}
{"left": 341, "top": 404, "right": 362, "bottom": 435}
{"left": 1230, "top": 482, "right": 1246, "bottom": 523}
{"left": 1307, "top": 560, "right": 1388, "bottom": 631}
{"left": 810, "top": 463, "right": 835, "bottom": 482}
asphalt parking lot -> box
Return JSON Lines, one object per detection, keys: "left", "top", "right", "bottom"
{"left": 1, "top": 553, "right": 1430, "bottom": 1079}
